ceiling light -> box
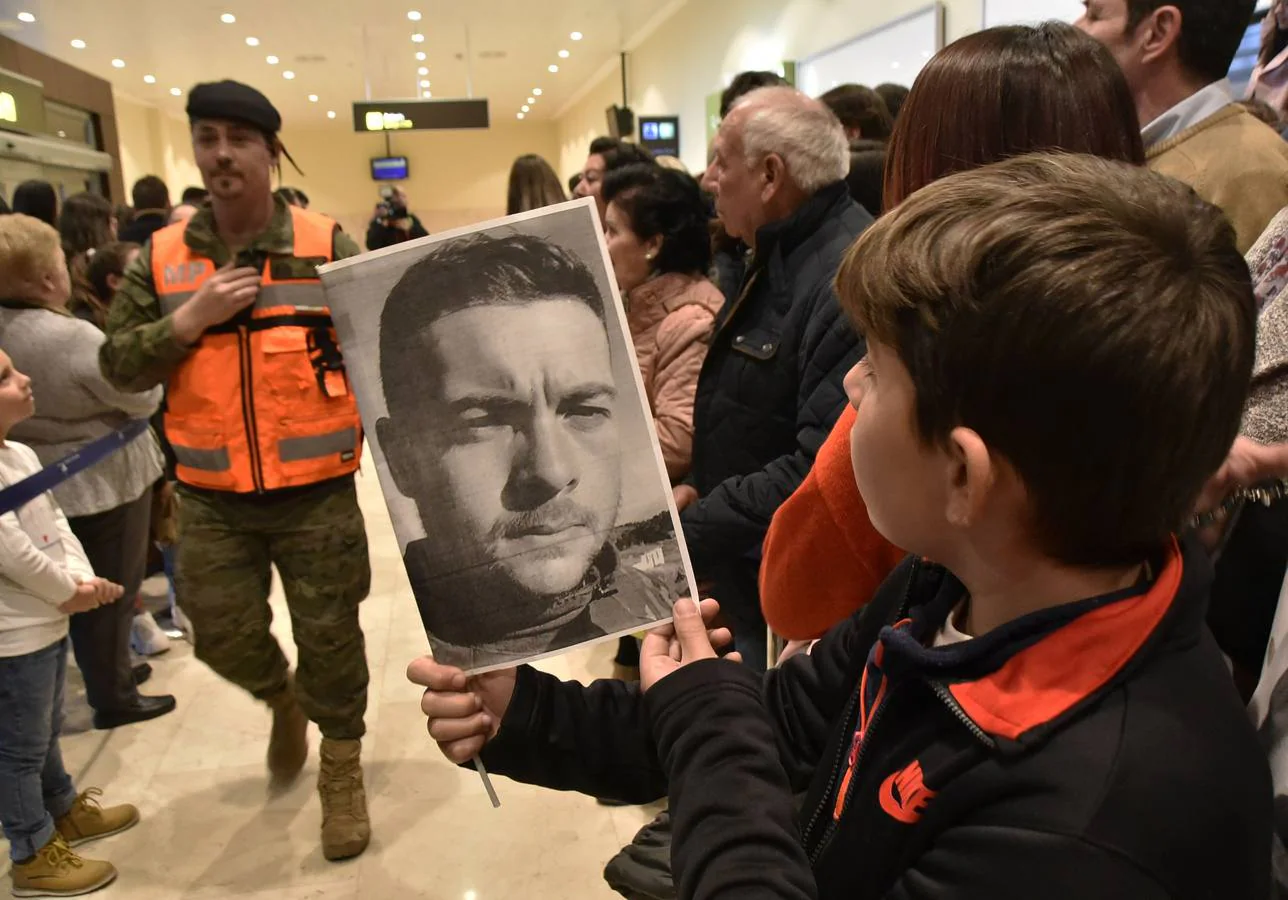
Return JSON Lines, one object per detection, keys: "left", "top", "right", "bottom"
{"left": 283, "top": 70, "right": 295, "bottom": 79}
{"left": 558, "top": 49, "right": 569, "bottom": 58}
{"left": 418, "top": 66, "right": 428, "bottom": 75}
{"left": 266, "top": 54, "right": 279, "bottom": 64}
{"left": 16, "top": 12, "right": 34, "bottom": 23}
{"left": 143, "top": 74, "right": 156, "bottom": 84}
{"left": 220, "top": 13, "right": 236, "bottom": 23}
{"left": 327, "top": 110, "right": 336, "bottom": 119}
{"left": 517, "top": 112, "right": 525, "bottom": 119}
{"left": 419, "top": 79, "right": 430, "bottom": 87}
{"left": 407, "top": 10, "right": 422, "bottom": 20}
{"left": 526, "top": 96, "right": 534, "bottom": 104}
{"left": 548, "top": 64, "right": 558, "bottom": 73}
{"left": 308, "top": 94, "right": 318, "bottom": 102}
{"left": 111, "top": 58, "right": 125, "bottom": 68}
{"left": 521, "top": 105, "right": 529, "bottom": 112}
{"left": 170, "top": 87, "right": 182, "bottom": 96}
{"left": 70, "top": 39, "right": 86, "bottom": 49}
{"left": 532, "top": 88, "right": 542, "bottom": 96}
{"left": 246, "top": 36, "right": 260, "bottom": 46}
{"left": 415, "top": 51, "right": 426, "bottom": 61}
{"left": 422, "top": 90, "right": 432, "bottom": 98}
{"left": 411, "top": 33, "right": 425, "bottom": 43}
{"left": 570, "top": 31, "right": 583, "bottom": 40}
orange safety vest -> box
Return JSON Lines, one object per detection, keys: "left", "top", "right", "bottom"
{"left": 151, "top": 206, "right": 363, "bottom": 493}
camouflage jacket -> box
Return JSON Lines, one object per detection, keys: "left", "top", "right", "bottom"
{"left": 99, "top": 195, "right": 360, "bottom": 392}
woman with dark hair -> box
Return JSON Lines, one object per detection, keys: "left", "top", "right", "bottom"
{"left": 505, "top": 153, "right": 567, "bottom": 215}
{"left": 1250, "top": 0, "right": 1288, "bottom": 111}
{"left": 58, "top": 192, "right": 115, "bottom": 262}
{"left": 602, "top": 163, "right": 723, "bottom": 482}
{"left": 70, "top": 241, "right": 140, "bottom": 330}
{"left": 12, "top": 181, "right": 57, "bottom": 228}
{"left": 761, "top": 21, "right": 1146, "bottom": 642}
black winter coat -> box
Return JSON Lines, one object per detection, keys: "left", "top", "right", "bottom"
{"left": 681, "top": 181, "right": 871, "bottom": 619}
{"left": 479, "top": 535, "right": 1272, "bottom": 900}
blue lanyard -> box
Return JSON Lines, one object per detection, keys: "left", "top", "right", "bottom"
{"left": 0, "top": 419, "right": 151, "bottom": 517}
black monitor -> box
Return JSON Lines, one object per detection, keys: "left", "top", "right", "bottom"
{"left": 371, "top": 156, "right": 409, "bottom": 180}
{"left": 638, "top": 116, "right": 679, "bottom": 158}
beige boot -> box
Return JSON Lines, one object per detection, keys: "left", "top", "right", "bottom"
{"left": 266, "top": 677, "right": 309, "bottom": 784}
{"left": 11, "top": 834, "right": 116, "bottom": 897}
{"left": 318, "top": 738, "right": 370, "bottom": 861}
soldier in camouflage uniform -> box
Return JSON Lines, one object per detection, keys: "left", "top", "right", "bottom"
{"left": 98, "top": 80, "right": 373, "bottom": 862}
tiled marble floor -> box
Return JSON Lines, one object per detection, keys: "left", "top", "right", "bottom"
{"left": 2, "top": 460, "right": 663, "bottom": 898}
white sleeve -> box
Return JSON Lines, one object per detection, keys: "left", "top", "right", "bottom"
{"left": 0, "top": 506, "right": 78, "bottom": 606}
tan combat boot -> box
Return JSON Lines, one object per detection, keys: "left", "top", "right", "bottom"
{"left": 318, "top": 738, "right": 370, "bottom": 861}
{"left": 266, "top": 677, "right": 309, "bottom": 784}
{"left": 54, "top": 788, "right": 139, "bottom": 847}
{"left": 11, "top": 834, "right": 116, "bottom": 898}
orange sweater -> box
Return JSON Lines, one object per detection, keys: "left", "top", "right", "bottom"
{"left": 759, "top": 404, "right": 905, "bottom": 640}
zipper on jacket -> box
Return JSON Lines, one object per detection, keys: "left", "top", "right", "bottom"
{"left": 804, "top": 559, "right": 920, "bottom": 864}
{"left": 928, "top": 681, "right": 997, "bottom": 750}
{"left": 237, "top": 326, "right": 265, "bottom": 493}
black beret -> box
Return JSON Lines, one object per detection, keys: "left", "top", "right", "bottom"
{"left": 186, "top": 80, "right": 281, "bottom": 134}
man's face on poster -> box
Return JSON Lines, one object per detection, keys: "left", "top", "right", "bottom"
{"left": 385, "top": 296, "right": 623, "bottom": 600}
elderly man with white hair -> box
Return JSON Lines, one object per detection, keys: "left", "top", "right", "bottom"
{"left": 674, "top": 85, "right": 872, "bottom": 673}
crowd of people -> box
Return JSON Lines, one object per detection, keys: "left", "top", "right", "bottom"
{"left": 5, "top": 0, "right": 1288, "bottom": 896}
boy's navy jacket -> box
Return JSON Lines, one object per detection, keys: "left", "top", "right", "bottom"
{"left": 479, "top": 534, "right": 1272, "bottom": 899}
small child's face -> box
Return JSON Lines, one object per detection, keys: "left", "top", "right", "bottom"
{"left": 0, "top": 351, "right": 34, "bottom": 432}
{"left": 845, "top": 342, "right": 949, "bottom": 557}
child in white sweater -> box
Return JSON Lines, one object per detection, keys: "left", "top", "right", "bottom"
{"left": 0, "top": 349, "right": 140, "bottom": 898}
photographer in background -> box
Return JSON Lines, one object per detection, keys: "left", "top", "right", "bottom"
{"left": 365, "top": 185, "right": 427, "bottom": 251}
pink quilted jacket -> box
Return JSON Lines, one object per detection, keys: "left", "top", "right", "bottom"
{"left": 625, "top": 271, "right": 724, "bottom": 482}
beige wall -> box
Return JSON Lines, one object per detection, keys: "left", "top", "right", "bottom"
{"left": 555, "top": 0, "right": 985, "bottom": 177}
{"left": 113, "top": 89, "right": 560, "bottom": 241}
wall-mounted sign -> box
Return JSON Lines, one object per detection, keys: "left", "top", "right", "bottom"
{"left": 352, "top": 99, "right": 490, "bottom": 133}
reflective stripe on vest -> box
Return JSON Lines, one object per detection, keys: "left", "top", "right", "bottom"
{"left": 151, "top": 206, "right": 363, "bottom": 493}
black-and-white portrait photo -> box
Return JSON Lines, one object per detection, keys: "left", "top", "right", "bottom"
{"left": 319, "top": 199, "right": 697, "bottom": 672}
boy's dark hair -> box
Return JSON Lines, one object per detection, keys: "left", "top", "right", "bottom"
{"left": 602, "top": 164, "right": 712, "bottom": 276}
{"left": 1126, "top": 0, "right": 1257, "bottom": 83}
{"left": 131, "top": 175, "right": 169, "bottom": 211}
{"left": 58, "top": 191, "right": 113, "bottom": 258}
{"left": 720, "top": 71, "right": 788, "bottom": 118}
{"left": 838, "top": 153, "right": 1255, "bottom": 567}
{"left": 380, "top": 232, "right": 605, "bottom": 418}
{"left": 874, "top": 83, "right": 910, "bottom": 120}
{"left": 845, "top": 149, "right": 886, "bottom": 217}
{"left": 12, "top": 180, "right": 57, "bottom": 228}
{"left": 180, "top": 186, "right": 209, "bottom": 204}
{"left": 818, "top": 84, "right": 894, "bottom": 141}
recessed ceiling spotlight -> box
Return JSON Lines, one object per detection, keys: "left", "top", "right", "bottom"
{"left": 521, "top": 104, "right": 529, "bottom": 112}
{"left": 17, "top": 12, "right": 34, "bottom": 23}
{"left": 266, "top": 55, "right": 279, "bottom": 64}
{"left": 70, "top": 39, "right": 86, "bottom": 49}
{"left": 308, "top": 94, "right": 318, "bottom": 102}
{"left": 327, "top": 110, "right": 336, "bottom": 119}
{"left": 418, "top": 66, "right": 428, "bottom": 75}
{"left": 558, "top": 49, "right": 569, "bottom": 58}
{"left": 411, "top": 33, "right": 425, "bottom": 43}
{"left": 517, "top": 112, "right": 525, "bottom": 119}
{"left": 170, "top": 87, "right": 182, "bottom": 96}
{"left": 283, "top": 70, "right": 295, "bottom": 79}
{"left": 526, "top": 96, "right": 534, "bottom": 104}
{"left": 143, "top": 74, "right": 156, "bottom": 84}
{"left": 419, "top": 79, "right": 430, "bottom": 87}
{"left": 570, "top": 31, "right": 583, "bottom": 40}
{"left": 246, "top": 36, "right": 260, "bottom": 46}
{"left": 111, "top": 58, "right": 125, "bottom": 68}
{"left": 407, "top": 10, "right": 422, "bottom": 20}
{"left": 548, "top": 64, "right": 558, "bottom": 73}
{"left": 532, "top": 88, "right": 542, "bottom": 96}
{"left": 220, "top": 13, "right": 236, "bottom": 23}
{"left": 415, "top": 51, "right": 426, "bottom": 61}
{"left": 422, "top": 90, "right": 432, "bottom": 98}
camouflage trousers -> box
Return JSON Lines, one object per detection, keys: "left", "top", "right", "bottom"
{"left": 176, "top": 478, "right": 371, "bottom": 740}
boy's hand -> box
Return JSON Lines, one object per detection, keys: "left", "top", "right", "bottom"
{"left": 641, "top": 598, "right": 740, "bottom": 692}
{"left": 407, "top": 658, "right": 517, "bottom": 764}
{"left": 89, "top": 578, "right": 124, "bottom": 604}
